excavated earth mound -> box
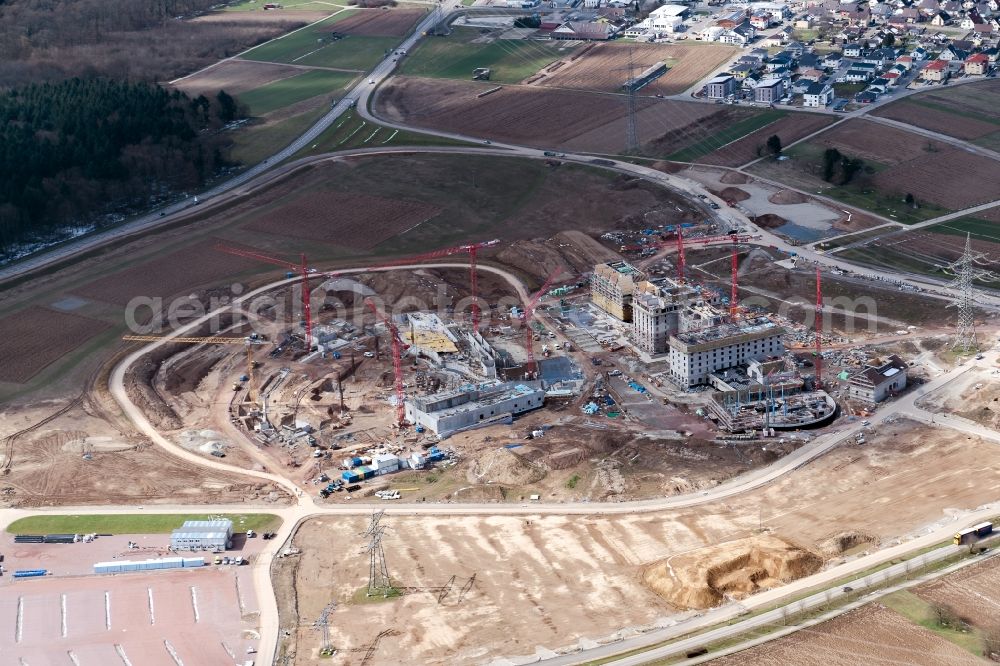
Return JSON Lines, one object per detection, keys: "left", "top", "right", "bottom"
{"left": 643, "top": 535, "right": 823, "bottom": 609}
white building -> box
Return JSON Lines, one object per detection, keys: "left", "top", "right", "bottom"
{"left": 849, "top": 355, "right": 908, "bottom": 403}
{"left": 667, "top": 318, "right": 785, "bottom": 388}
{"left": 170, "top": 519, "right": 233, "bottom": 551}
{"left": 803, "top": 81, "right": 834, "bottom": 106}
{"left": 632, "top": 278, "right": 701, "bottom": 355}
{"left": 405, "top": 382, "right": 545, "bottom": 437}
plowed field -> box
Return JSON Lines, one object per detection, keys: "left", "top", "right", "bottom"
{"left": 537, "top": 42, "right": 737, "bottom": 95}
{"left": 914, "top": 556, "right": 1000, "bottom": 626}
{"left": 699, "top": 113, "right": 836, "bottom": 167}
{"left": 74, "top": 240, "right": 264, "bottom": 305}
{"left": 711, "top": 603, "right": 982, "bottom": 666}
{"left": 872, "top": 79, "right": 1000, "bottom": 142}
{"left": 375, "top": 76, "right": 736, "bottom": 153}
{"left": 240, "top": 192, "right": 440, "bottom": 249}
{"left": 0, "top": 307, "right": 111, "bottom": 383}
{"left": 174, "top": 59, "right": 310, "bottom": 97}
{"left": 327, "top": 7, "right": 424, "bottom": 36}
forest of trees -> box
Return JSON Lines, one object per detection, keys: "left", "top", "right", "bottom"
{"left": 0, "top": 78, "right": 243, "bottom": 254}
{"left": 0, "top": 0, "right": 310, "bottom": 256}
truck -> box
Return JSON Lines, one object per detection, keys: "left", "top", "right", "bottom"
{"left": 954, "top": 521, "right": 993, "bottom": 545}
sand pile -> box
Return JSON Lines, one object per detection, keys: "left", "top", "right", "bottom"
{"left": 469, "top": 448, "right": 547, "bottom": 486}
{"left": 753, "top": 213, "right": 787, "bottom": 229}
{"left": 720, "top": 171, "right": 749, "bottom": 184}
{"left": 768, "top": 189, "right": 808, "bottom": 205}
{"left": 718, "top": 187, "right": 750, "bottom": 202}
{"left": 818, "top": 531, "right": 880, "bottom": 557}
{"left": 643, "top": 535, "right": 823, "bottom": 609}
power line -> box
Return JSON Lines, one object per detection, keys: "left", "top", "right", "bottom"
{"left": 360, "top": 509, "right": 393, "bottom": 597}
{"left": 947, "top": 233, "right": 995, "bottom": 353}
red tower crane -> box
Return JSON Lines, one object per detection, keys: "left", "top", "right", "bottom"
{"left": 365, "top": 298, "right": 409, "bottom": 426}
{"left": 522, "top": 269, "right": 563, "bottom": 377}
{"left": 216, "top": 245, "right": 317, "bottom": 350}
{"left": 815, "top": 267, "right": 823, "bottom": 389}
{"left": 668, "top": 232, "right": 752, "bottom": 316}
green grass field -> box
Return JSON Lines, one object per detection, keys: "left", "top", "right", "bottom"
{"left": 7, "top": 513, "right": 282, "bottom": 535}
{"left": 231, "top": 105, "right": 329, "bottom": 165}
{"left": 928, "top": 215, "right": 1000, "bottom": 241}
{"left": 238, "top": 69, "right": 358, "bottom": 115}
{"left": 667, "top": 110, "right": 786, "bottom": 162}
{"left": 881, "top": 590, "right": 984, "bottom": 655}
{"left": 240, "top": 11, "right": 362, "bottom": 63}
{"left": 288, "top": 110, "right": 474, "bottom": 161}
{"left": 400, "top": 27, "right": 574, "bottom": 83}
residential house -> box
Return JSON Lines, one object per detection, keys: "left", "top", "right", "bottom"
{"left": 869, "top": 75, "right": 891, "bottom": 91}
{"left": 730, "top": 63, "right": 755, "bottom": 79}
{"left": 803, "top": 81, "right": 835, "bottom": 106}
{"left": 921, "top": 58, "right": 950, "bottom": 79}
{"left": 785, "top": 41, "right": 807, "bottom": 57}
{"left": 966, "top": 51, "right": 991, "bottom": 72}
{"left": 765, "top": 53, "right": 795, "bottom": 71}
{"left": 761, "top": 33, "right": 788, "bottom": 47}
{"left": 822, "top": 52, "right": 845, "bottom": 68}
{"left": 895, "top": 54, "right": 914, "bottom": 68}
{"left": 898, "top": 6, "right": 922, "bottom": 21}
{"left": 753, "top": 77, "right": 786, "bottom": 102}
{"left": 930, "top": 9, "right": 951, "bottom": 23}
{"left": 750, "top": 10, "right": 773, "bottom": 29}
{"left": 706, "top": 74, "right": 739, "bottom": 98}
{"left": 844, "top": 67, "right": 875, "bottom": 80}
{"left": 717, "top": 10, "right": 749, "bottom": 29}
{"left": 912, "top": 45, "right": 930, "bottom": 59}
{"left": 939, "top": 44, "right": 970, "bottom": 60}
{"left": 961, "top": 8, "right": 985, "bottom": 26}
{"left": 799, "top": 52, "right": 821, "bottom": 69}
{"left": 799, "top": 67, "right": 827, "bottom": 81}
{"left": 855, "top": 89, "right": 879, "bottom": 102}
{"left": 719, "top": 21, "right": 756, "bottom": 45}
{"left": 844, "top": 43, "right": 864, "bottom": 56}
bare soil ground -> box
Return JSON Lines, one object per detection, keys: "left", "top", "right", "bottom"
{"left": 871, "top": 79, "right": 1000, "bottom": 141}
{"left": 278, "top": 418, "right": 1000, "bottom": 663}
{"left": 873, "top": 98, "right": 1000, "bottom": 140}
{"left": 536, "top": 42, "right": 737, "bottom": 95}
{"left": 173, "top": 59, "right": 306, "bottom": 97}
{"left": 924, "top": 368, "right": 1000, "bottom": 429}
{"left": 0, "top": 404, "right": 284, "bottom": 507}
{"left": 73, "top": 239, "right": 264, "bottom": 305}
{"left": 0, "top": 307, "right": 111, "bottom": 383}
{"left": 241, "top": 191, "right": 440, "bottom": 249}
{"left": 374, "top": 77, "right": 733, "bottom": 154}
{"left": 698, "top": 113, "right": 836, "bottom": 168}
{"left": 789, "top": 119, "right": 1000, "bottom": 210}
{"left": 328, "top": 8, "right": 425, "bottom": 36}
{"left": 644, "top": 535, "right": 822, "bottom": 609}
{"left": 711, "top": 603, "right": 983, "bottom": 665}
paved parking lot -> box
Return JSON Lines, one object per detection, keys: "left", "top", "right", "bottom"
{"left": 0, "top": 567, "right": 259, "bottom": 665}
{"left": 0, "top": 535, "right": 258, "bottom": 666}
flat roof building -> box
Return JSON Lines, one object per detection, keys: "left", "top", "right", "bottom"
{"left": 592, "top": 261, "right": 647, "bottom": 321}
{"left": 405, "top": 382, "right": 545, "bottom": 437}
{"left": 631, "top": 277, "right": 700, "bottom": 355}
{"left": 170, "top": 519, "right": 233, "bottom": 552}
{"left": 667, "top": 317, "right": 785, "bottom": 388}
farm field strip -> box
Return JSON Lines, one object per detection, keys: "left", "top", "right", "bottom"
{"left": 400, "top": 27, "right": 575, "bottom": 84}
{"left": 237, "top": 69, "right": 358, "bottom": 115}
{"left": 536, "top": 41, "right": 737, "bottom": 96}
